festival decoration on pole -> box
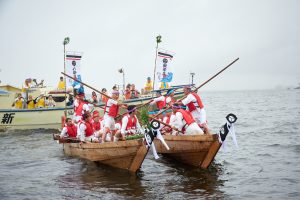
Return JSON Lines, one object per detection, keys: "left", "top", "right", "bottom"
{"left": 65, "top": 51, "right": 83, "bottom": 88}
{"left": 63, "top": 37, "right": 70, "bottom": 117}
{"left": 156, "top": 51, "right": 174, "bottom": 83}
{"left": 219, "top": 113, "right": 238, "bottom": 151}
{"left": 152, "top": 35, "right": 162, "bottom": 93}
{"left": 118, "top": 68, "right": 125, "bottom": 93}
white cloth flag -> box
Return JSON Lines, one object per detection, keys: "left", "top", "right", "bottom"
{"left": 156, "top": 51, "right": 174, "bottom": 83}
{"left": 220, "top": 122, "right": 238, "bottom": 151}
{"left": 65, "top": 51, "right": 82, "bottom": 88}
{"left": 144, "top": 128, "right": 170, "bottom": 159}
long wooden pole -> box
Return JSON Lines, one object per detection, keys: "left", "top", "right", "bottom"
{"left": 62, "top": 72, "right": 155, "bottom": 118}
{"left": 63, "top": 44, "right": 67, "bottom": 117}
{"left": 152, "top": 58, "right": 239, "bottom": 119}
{"left": 152, "top": 41, "right": 159, "bottom": 94}
{"left": 122, "top": 69, "right": 125, "bottom": 93}
{"left": 62, "top": 72, "right": 112, "bottom": 99}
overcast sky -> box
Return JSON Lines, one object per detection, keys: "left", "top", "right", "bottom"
{"left": 0, "top": 0, "right": 299, "bottom": 92}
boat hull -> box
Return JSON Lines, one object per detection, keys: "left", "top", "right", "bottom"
{"left": 63, "top": 139, "right": 148, "bottom": 172}
{"left": 153, "top": 134, "right": 221, "bottom": 168}
{"left": 0, "top": 107, "right": 73, "bottom": 131}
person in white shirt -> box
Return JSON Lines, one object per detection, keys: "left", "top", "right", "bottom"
{"left": 150, "top": 91, "right": 166, "bottom": 110}
{"left": 171, "top": 104, "right": 203, "bottom": 135}
{"left": 160, "top": 112, "right": 176, "bottom": 134}
{"left": 102, "top": 90, "right": 127, "bottom": 142}
{"left": 60, "top": 118, "right": 77, "bottom": 138}
{"left": 179, "top": 86, "right": 209, "bottom": 133}
{"left": 115, "top": 105, "right": 143, "bottom": 141}
{"left": 46, "top": 95, "right": 56, "bottom": 107}
{"left": 73, "top": 93, "right": 90, "bottom": 123}
{"left": 165, "top": 89, "right": 175, "bottom": 107}
{"left": 77, "top": 113, "right": 95, "bottom": 142}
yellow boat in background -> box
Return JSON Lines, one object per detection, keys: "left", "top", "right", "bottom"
{"left": 0, "top": 84, "right": 73, "bottom": 131}
{"left": 0, "top": 83, "right": 187, "bottom": 131}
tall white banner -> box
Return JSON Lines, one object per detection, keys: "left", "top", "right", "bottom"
{"left": 65, "top": 52, "right": 82, "bottom": 88}
{"left": 156, "top": 51, "right": 174, "bottom": 83}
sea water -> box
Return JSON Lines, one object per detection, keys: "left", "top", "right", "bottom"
{"left": 0, "top": 89, "right": 299, "bottom": 199}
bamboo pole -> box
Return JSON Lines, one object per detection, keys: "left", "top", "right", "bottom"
{"left": 63, "top": 43, "right": 67, "bottom": 117}
{"left": 62, "top": 72, "right": 154, "bottom": 118}
{"left": 152, "top": 35, "right": 162, "bottom": 94}
{"left": 62, "top": 72, "right": 112, "bottom": 99}
{"left": 152, "top": 58, "right": 240, "bottom": 119}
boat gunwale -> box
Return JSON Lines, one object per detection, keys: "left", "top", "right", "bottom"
{"left": 65, "top": 139, "right": 144, "bottom": 149}
{"left": 161, "top": 133, "right": 219, "bottom": 142}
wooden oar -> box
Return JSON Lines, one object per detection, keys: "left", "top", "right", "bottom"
{"left": 62, "top": 72, "right": 158, "bottom": 119}
{"left": 135, "top": 109, "right": 183, "bottom": 134}
{"left": 116, "top": 87, "right": 180, "bottom": 120}
{"left": 152, "top": 58, "right": 239, "bottom": 119}
{"left": 114, "top": 100, "right": 153, "bottom": 121}
{"left": 53, "top": 133, "right": 80, "bottom": 143}
{"left": 148, "top": 115, "right": 183, "bottom": 134}
{"left": 62, "top": 72, "right": 112, "bottom": 99}
{"left": 67, "top": 92, "right": 106, "bottom": 110}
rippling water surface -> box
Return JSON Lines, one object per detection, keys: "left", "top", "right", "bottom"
{"left": 0, "top": 89, "right": 299, "bottom": 199}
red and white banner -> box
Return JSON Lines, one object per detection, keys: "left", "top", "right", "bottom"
{"left": 65, "top": 51, "right": 82, "bottom": 88}
{"left": 156, "top": 51, "right": 174, "bottom": 83}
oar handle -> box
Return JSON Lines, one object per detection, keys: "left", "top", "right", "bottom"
{"left": 151, "top": 58, "right": 239, "bottom": 118}
{"left": 179, "top": 57, "right": 239, "bottom": 101}
{"left": 62, "top": 72, "right": 157, "bottom": 119}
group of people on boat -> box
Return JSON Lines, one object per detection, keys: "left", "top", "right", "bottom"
{"left": 12, "top": 77, "right": 64, "bottom": 109}
{"left": 149, "top": 85, "right": 208, "bottom": 134}
{"left": 60, "top": 90, "right": 144, "bottom": 143}
{"left": 95, "top": 77, "right": 170, "bottom": 102}
{"left": 60, "top": 84, "right": 209, "bottom": 143}
{"left": 12, "top": 93, "right": 56, "bottom": 109}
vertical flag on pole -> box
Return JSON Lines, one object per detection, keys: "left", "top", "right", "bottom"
{"left": 156, "top": 51, "right": 174, "bottom": 85}
{"left": 65, "top": 52, "right": 82, "bottom": 88}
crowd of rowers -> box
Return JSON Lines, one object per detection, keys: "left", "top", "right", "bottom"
{"left": 60, "top": 85, "right": 209, "bottom": 143}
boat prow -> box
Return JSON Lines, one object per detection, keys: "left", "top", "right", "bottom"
{"left": 153, "top": 134, "right": 222, "bottom": 168}
{"left": 62, "top": 139, "right": 148, "bottom": 172}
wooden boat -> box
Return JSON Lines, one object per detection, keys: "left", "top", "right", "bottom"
{"left": 60, "top": 139, "right": 148, "bottom": 172}
{"left": 153, "top": 134, "right": 223, "bottom": 168}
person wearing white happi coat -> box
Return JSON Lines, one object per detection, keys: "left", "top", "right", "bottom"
{"left": 180, "top": 86, "right": 209, "bottom": 133}
{"left": 171, "top": 104, "right": 203, "bottom": 135}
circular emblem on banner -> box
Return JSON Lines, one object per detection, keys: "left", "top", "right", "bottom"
{"left": 72, "top": 60, "right": 77, "bottom": 66}
{"left": 226, "top": 113, "right": 237, "bottom": 123}
{"left": 150, "top": 120, "right": 160, "bottom": 130}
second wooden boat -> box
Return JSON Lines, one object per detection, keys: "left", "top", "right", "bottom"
{"left": 153, "top": 134, "right": 222, "bottom": 168}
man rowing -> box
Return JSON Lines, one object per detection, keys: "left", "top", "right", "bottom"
{"left": 77, "top": 113, "right": 96, "bottom": 142}
{"left": 60, "top": 118, "right": 78, "bottom": 138}
{"left": 115, "top": 105, "right": 143, "bottom": 141}
{"left": 160, "top": 111, "right": 176, "bottom": 134}
{"left": 165, "top": 89, "right": 175, "bottom": 107}
{"left": 102, "top": 90, "right": 127, "bottom": 142}
{"left": 178, "top": 86, "right": 209, "bottom": 133}
{"left": 73, "top": 92, "right": 90, "bottom": 123}
{"left": 171, "top": 103, "right": 204, "bottom": 135}
{"left": 150, "top": 91, "right": 166, "bottom": 110}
